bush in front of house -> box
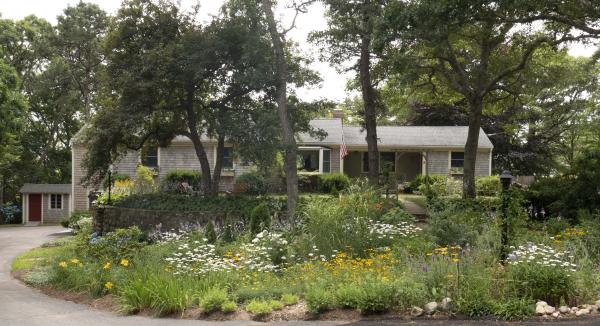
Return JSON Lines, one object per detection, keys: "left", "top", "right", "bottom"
{"left": 161, "top": 169, "right": 202, "bottom": 193}
{"left": 250, "top": 203, "right": 271, "bottom": 235}
{"left": 234, "top": 171, "right": 270, "bottom": 195}
{"left": 0, "top": 202, "right": 21, "bottom": 224}
{"left": 318, "top": 173, "right": 350, "bottom": 194}
{"left": 102, "top": 173, "right": 131, "bottom": 189}
{"left": 59, "top": 210, "right": 92, "bottom": 230}
{"left": 476, "top": 176, "right": 500, "bottom": 196}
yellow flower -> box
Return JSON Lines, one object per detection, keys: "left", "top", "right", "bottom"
{"left": 104, "top": 281, "right": 113, "bottom": 290}
{"left": 452, "top": 258, "right": 460, "bottom": 263}
{"left": 79, "top": 263, "right": 83, "bottom": 267}
{"left": 70, "top": 258, "right": 80, "bottom": 264}
{"left": 103, "top": 262, "right": 111, "bottom": 270}
{"left": 59, "top": 261, "right": 67, "bottom": 268}
{"left": 120, "top": 259, "right": 129, "bottom": 267}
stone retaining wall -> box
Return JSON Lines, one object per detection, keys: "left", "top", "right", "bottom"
{"left": 93, "top": 206, "right": 231, "bottom": 234}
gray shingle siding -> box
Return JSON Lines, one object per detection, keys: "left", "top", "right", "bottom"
{"left": 427, "top": 151, "right": 449, "bottom": 175}
{"left": 42, "top": 194, "right": 70, "bottom": 223}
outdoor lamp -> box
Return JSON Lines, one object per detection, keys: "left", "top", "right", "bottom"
{"left": 500, "top": 170, "right": 513, "bottom": 191}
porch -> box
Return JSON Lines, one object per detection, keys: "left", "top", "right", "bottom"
{"left": 342, "top": 150, "right": 424, "bottom": 183}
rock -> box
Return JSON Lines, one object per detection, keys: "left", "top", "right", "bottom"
{"left": 582, "top": 304, "right": 590, "bottom": 310}
{"left": 536, "top": 301, "right": 548, "bottom": 307}
{"left": 576, "top": 308, "right": 590, "bottom": 316}
{"left": 589, "top": 305, "right": 598, "bottom": 314}
{"left": 411, "top": 306, "right": 424, "bottom": 317}
{"left": 544, "top": 305, "right": 556, "bottom": 314}
{"left": 595, "top": 300, "right": 600, "bottom": 307}
{"left": 424, "top": 302, "right": 438, "bottom": 315}
{"left": 440, "top": 297, "right": 453, "bottom": 311}
{"left": 536, "top": 304, "right": 547, "bottom": 316}
{"left": 571, "top": 307, "right": 579, "bottom": 314}
{"left": 552, "top": 312, "right": 560, "bottom": 318}
{"left": 559, "top": 306, "right": 570, "bottom": 314}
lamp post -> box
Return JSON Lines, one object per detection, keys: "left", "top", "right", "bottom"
{"left": 107, "top": 164, "right": 114, "bottom": 206}
{"left": 500, "top": 170, "right": 513, "bottom": 263}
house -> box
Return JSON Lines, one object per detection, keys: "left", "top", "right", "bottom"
{"left": 19, "top": 184, "right": 71, "bottom": 224}
{"left": 68, "top": 112, "right": 493, "bottom": 213}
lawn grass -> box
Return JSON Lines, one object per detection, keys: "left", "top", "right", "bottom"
{"left": 398, "top": 194, "right": 427, "bottom": 208}
{"left": 11, "top": 239, "right": 71, "bottom": 271}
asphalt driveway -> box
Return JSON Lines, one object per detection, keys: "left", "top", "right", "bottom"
{"left": 1, "top": 226, "right": 599, "bottom": 326}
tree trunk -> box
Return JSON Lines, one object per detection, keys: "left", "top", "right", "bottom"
{"left": 262, "top": 0, "right": 299, "bottom": 217}
{"left": 184, "top": 88, "right": 214, "bottom": 196}
{"left": 359, "top": 8, "right": 379, "bottom": 186}
{"left": 463, "top": 98, "right": 483, "bottom": 199}
{"left": 211, "top": 135, "right": 225, "bottom": 195}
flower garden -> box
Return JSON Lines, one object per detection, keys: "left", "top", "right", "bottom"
{"left": 12, "top": 180, "right": 600, "bottom": 322}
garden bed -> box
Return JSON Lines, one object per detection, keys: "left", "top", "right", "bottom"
{"left": 13, "top": 181, "right": 600, "bottom": 322}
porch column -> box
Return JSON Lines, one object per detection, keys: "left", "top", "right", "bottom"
{"left": 340, "top": 151, "right": 344, "bottom": 173}
{"left": 421, "top": 151, "right": 427, "bottom": 175}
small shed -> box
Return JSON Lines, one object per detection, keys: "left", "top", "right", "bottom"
{"left": 20, "top": 184, "right": 71, "bottom": 224}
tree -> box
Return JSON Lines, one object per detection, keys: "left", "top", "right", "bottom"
{"left": 311, "top": 0, "right": 387, "bottom": 185}
{"left": 259, "top": 0, "right": 318, "bottom": 216}
{"left": 83, "top": 0, "right": 276, "bottom": 195}
{"left": 54, "top": 1, "right": 109, "bottom": 119}
{"left": 0, "top": 59, "right": 27, "bottom": 204}
{"left": 383, "top": 0, "right": 600, "bottom": 198}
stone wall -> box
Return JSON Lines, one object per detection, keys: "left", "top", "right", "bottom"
{"left": 93, "top": 206, "right": 230, "bottom": 234}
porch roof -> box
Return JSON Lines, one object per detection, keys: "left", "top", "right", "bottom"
{"left": 20, "top": 184, "right": 71, "bottom": 194}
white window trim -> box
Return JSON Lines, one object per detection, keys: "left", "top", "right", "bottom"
{"left": 361, "top": 151, "right": 396, "bottom": 173}
{"left": 298, "top": 146, "right": 331, "bottom": 174}
{"left": 213, "top": 145, "right": 236, "bottom": 171}
{"left": 449, "top": 151, "right": 465, "bottom": 175}
{"left": 49, "top": 194, "right": 63, "bottom": 210}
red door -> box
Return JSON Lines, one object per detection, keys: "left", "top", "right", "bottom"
{"left": 29, "top": 194, "right": 42, "bottom": 222}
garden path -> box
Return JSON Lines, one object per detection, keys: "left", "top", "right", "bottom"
{"left": 399, "top": 197, "right": 428, "bottom": 221}
{"left": 2, "top": 226, "right": 599, "bottom": 326}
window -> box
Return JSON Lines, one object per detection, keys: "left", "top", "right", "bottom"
{"left": 362, "top": 152, "right": 396, "bottom": 173}
{"left": 50, "top": 194, "right": 62, "bottom": 209}
{"left": 141, "top": 146, "right": 158, "bottom": 168}
{"left": 298, "top": 150, "right": 319, "bottom": 172}
{"left": 380, "top": 152, "right": 396, "bottom": 173}
{"left": 222, "top": 147, "right": 234, "bottom": 170}
{"left": 322, "top": 149, "right": 331, "bottom": 173}
{"left": 450, "top": 152, "right": 464, "bottom": 173}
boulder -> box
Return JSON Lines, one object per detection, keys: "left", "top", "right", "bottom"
{"left": 440, "top": 297, "right": 453, "bottom": 311}
{"left": 551, "top": 312, "right": 560, "bottom": 318}
{"left": 576, "top": 308, "right": 590, "bottom": 316}
{"left": 411, "top": 306, "right": 424, "bottom": 317}
{"left": 536, "top": 301, "right": 548, "bottom": 307}
{"left": 571, "top": 307, "right": 579, "bottom": 313}
{"left": 590, "top": 305, "right": 598, "bottom": 314}
{"left": 424, "top": 302, "right": 438, "bottom": 315}
{"left": 559, "top": 306, "right": 570, "bottom": 314}
{"left": 544, "top": 305, "right": 556, "bottom": 314}
{"left": 536, "top": 304, "right": 547, "bottom": 316}
{"left": 595, "top": 300, "right": 600, "bottom": 307}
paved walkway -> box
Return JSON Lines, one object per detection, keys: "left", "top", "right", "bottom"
{"left": 2, "top": 226, "right": 599, "bottom": 326}
{"left": 399, "top": 198, "right": 428, "bottom": 221}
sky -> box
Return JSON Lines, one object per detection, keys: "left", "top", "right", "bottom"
{"left": 1, "top": 0, "right": 598, "bottom": 103}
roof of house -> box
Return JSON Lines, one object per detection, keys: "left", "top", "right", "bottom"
{"left": 20, "top": 184, "right": 71, "bottom": 194}
{"left": 299, "top": 119, "right": 494, "bottom": 149}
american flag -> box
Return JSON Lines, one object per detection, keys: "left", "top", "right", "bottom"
{"left": 340, "top": 128, "right": 348, "bottom": 160}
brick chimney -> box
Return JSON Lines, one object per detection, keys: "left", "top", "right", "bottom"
{"left": 332, "top": 108, "right": 344, "bottom": 119}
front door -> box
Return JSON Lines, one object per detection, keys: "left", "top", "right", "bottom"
{"left": 28, "top": 194, "right": 42, "bottom": 222}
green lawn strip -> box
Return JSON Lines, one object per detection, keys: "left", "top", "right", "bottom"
{"left": 398, "top": 194, "right": 427, "bottom": 209}
{"left": 11, "top": 240, "right": 71, "bottom": 271}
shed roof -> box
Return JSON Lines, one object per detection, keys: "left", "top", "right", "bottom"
{"left": 20, "top": 184, "right": 71, "bottom": 194}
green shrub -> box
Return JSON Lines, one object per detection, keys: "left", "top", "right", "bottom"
{"left": 506, "top": 263, "right": 574, "bottom": 307}
{"left": 334, "top": 283, "right": 362, "bottom": 309}
{"left": 493, "top": 297, "right": 535, "bottom": 321}
{"left": 23, "top": 268, "right": 54, "bottom": 287}
{"left": 135, "top": 165, "right": 156, "bottom": 194}
{"left": 200, "top": 288, "right": 229, "bottom": 313}
{"left": 428, "top": 205, "right": 486, "bottom": 247}
{"left": 354, "top": 280, "right": 399, "bottom": 314}
{"left": 305, "top": 286, "right": 335, "bottom": 314}
{"left": 246, "top": 299, "right": 273, "bottom": 316}
{"left": 161, "top": 170, "right": 202, "bottom": 193}
{"left": 457, "top": 270, "right": 496, "bottom": 317}
{"left": 235, "top": 171, "right": 270, "bottom": 195}
{"left": 281, "top": 294, "right": 299, "bottom": 306}
{"left": 268, "top": 300, "right": 284, "bottom": 310}
{"left": 250, "top": 203, "right": 271, "bottom": 235}
{"left": 220, "top": 301, "right": 237, "bottom": 313}
{"left": 60, "top": 211, "right": 92, "bottom": 231}
{"left": 204, "top": 220, "right": 217, "bottom": 244}
{"left": 220, "top": 218, "right": 235, "bottom": 243}
{"left": 318, "top": 173, "right": 350, "bottom": 193}
{"left": 476, "top": 176, "right": 500, "bottom": 196}
{"left": 83, "top": 226, "right": 145, "bottom": 262}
